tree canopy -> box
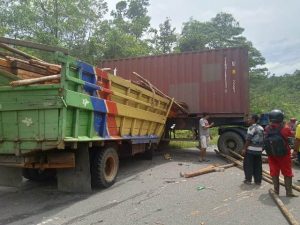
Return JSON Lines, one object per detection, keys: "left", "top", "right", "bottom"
{"left": 177, "top": 13, "right": 266, "bottom": 75}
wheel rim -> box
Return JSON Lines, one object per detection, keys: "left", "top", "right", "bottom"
{"left": 226, "top": 140, "right": 237, "bottom": 150}
{"left": 104, "top": 156, "right": 116, "bottom": 181}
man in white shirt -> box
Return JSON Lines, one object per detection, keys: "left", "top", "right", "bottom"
{"left": 199, "top": 113, "right": 214, "bottom": 162}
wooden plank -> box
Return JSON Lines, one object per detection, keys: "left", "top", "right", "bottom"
{"left": 12, "top": 69, "right": 44, "bottom": 79}
{"left": 10, "top": 74, "right": 60, "bottom": 86}
{"left": 29, "top": 59, "right": 61, "bottom": 73}
{"left": 269, "top": 189, "right": 300, "bottom": 225}
{"left": 11, "top": 61, "right": 50, "bottom": 75}
{"left": 0, "top": 42, "right": 42, "bottom": 60}
{"left": 0, "top": 37, "right": 68, "bottom": 54}
{"left": 180, "top": 163, "right": 235, "bottom": 178}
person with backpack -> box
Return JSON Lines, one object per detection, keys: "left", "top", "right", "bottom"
{"left": 242, "top": 114, "right": 264, "bottom": 185}
{"left": 264, "top": 109, "right": 298, "bottom": 197}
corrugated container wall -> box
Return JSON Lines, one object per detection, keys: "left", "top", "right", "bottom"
{"left": 100, "top": 48, "right": 249, "bottom": 117}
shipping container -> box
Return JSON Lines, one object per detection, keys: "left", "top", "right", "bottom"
{"left": 101, "top": 48, "right": 250, "bottom": 154}
{"left": 100, "top": 47, "right": 249, "bottom": 117}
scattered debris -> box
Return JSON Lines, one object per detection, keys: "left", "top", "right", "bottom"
{"left": 180, "top": 163, "right": 235, "bottom": 178}
{"left": 164, "top": 180, "right": 176, "bottom": 184}
{"left": 164, "top": 153, "right": 172, "bottom": 160}
{"left": 197, "top": 185, "right": 205, "bottom": 191}
{"left": 190, "top": 210, "right": 201, "bottom": 216}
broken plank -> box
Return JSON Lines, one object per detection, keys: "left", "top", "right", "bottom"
{"left": 180, "top": 163, "right": 235, "bottom": 178}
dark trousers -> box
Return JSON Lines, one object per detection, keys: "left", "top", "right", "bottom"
{"left": 243, "top": 152, "right": 262, "bottom": 183}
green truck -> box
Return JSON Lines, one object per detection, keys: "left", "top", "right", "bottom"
{"left": 0, "top": 38, "right": 173, "bottom": 192}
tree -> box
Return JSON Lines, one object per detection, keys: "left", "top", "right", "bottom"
{"left": 101, "top": 27, "right": 150, "bottom": 59}
{"left": 177, "top": 13, "right": 267, "bottom": 76}
{"left": 208, "top": 12, "right": 244, "bottom": 49}
{"left": 250, "top": 70, "right": 300, "bottom": 118}
{"left": 152, "top": 18, "right": 177, "bottom": 54}
{"left": 177, "top": 18, "right": 211, "bottom": 52}
{"left": 103, "top": 0, "right": 152, "bottom": 59}
{"left": 0, "top": 0, "right": 108, "bottom": 62}
{"left": 111, "top": 0, "right": 151, "bottom": 39}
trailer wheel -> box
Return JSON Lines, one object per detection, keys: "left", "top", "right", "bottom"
{"left": 218, "top": 131, "right": 244, "bottom": 154}
{"left": 91, "top": 146, "right": 119, "bottom": 188}
{"left": 22, "top": 168, "right": 56, "bottom": 182}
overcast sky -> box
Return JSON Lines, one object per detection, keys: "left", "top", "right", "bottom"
{"left": 107, "top": 0, "right": 300, "bottom": 76}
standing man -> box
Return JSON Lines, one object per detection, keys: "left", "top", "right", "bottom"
{"left": 265, "top": 109, "right": 298, "bottom": 197}
{"left": 199, "top": 113, "right": 214, "bottom": 162}
{"left": 242, "top": 114, "right": 264, "bottom": 185}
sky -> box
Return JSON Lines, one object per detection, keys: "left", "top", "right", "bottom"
{"left": 107, "top": 0, "right": 300, "bottom": 76}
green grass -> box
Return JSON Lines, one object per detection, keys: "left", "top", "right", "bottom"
{"left": 168, "top": 128, "right": 219, "bottom": 149}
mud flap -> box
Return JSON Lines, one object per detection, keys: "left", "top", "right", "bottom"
{"left": 0, "top": 166, "right": 23, "bottom": 187}
{"left": 57, "top": 144, "right": 92, "bottom": 192}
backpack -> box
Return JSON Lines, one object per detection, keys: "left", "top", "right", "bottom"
{"left": 264, "top": 126, "right": 288, "bottom": 156}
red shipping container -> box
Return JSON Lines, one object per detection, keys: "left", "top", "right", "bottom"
{"left": 100, "top": 47, "right": 249, "bottom": 117}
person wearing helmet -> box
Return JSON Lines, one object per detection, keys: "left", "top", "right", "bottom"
{"left": 265, "top": 109, "right": 298, "bottom": 197}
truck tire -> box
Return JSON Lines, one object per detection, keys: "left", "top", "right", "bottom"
{"left": 22, "top": 168, "right": 56, "bottom": 182}
{"left": 218, "top": 131, "right": 244, "bottom": 154}
{"left": 91, "top": 146, "right": 119, "bottom": 188}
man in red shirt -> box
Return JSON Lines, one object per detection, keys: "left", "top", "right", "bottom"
{"left": 266, "top": 109, "right": 298, "bottom": 197}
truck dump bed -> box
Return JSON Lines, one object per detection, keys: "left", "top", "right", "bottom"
{"left": 0, "top": 53, "right": 173, "bottom": 157}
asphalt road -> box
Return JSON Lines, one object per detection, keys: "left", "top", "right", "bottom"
{"left": 0, "top": 147, "right": 299, "bottom": 225}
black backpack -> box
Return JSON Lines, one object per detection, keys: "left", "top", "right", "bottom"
{"left": 264, "top": 126, "right": 288, "bottom": 156}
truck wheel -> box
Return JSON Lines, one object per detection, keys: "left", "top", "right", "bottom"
{"left": 218, "top": 132, "right": 244, "bottom": 154}
{"left": 22, "top": 168, "right": 56, "bottom": 182}
{"left": 91, "top": 146, "right": 119, "bottom": 188}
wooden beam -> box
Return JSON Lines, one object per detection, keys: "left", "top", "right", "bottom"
{"left": 180, "top": 163, "right": 235, "bottom": 178}
{"left": 10, "top": 74, "right": 61, "bottom": 86}
{"left": 269, "top": 189, "right": 300, "bottom": 225}
{"left": 0, "top": 37, "right": 68, "bottom": 54}
{"left": 11, "top": 61, "right": 50, "bottom": 75}
{"left": 228, "top": 150, "right": 300, "bottom": 192}
{"left": 0, "top": 43, "right": 42, "bottom": 61}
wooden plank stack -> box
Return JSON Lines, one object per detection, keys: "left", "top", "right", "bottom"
{"left": 0, "top": 55, "right": 61, "bottom": 81}
{"left": 0, "top": 41, "right": 61, "bottom": 85}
